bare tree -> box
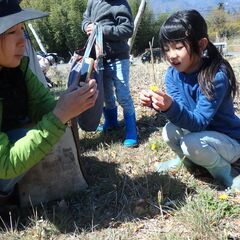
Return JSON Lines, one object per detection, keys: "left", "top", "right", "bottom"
{"left": 128, "top": 0, "right": 147, "bottom": 53}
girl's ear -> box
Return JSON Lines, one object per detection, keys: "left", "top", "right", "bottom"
{"left": 198, "top": 38, "right": 208, "bottom": 51}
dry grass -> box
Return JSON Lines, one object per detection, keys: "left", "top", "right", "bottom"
{"left": 1, "top": 58, "right": 240, "bottom": 240}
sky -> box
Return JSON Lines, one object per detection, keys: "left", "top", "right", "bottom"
{"left": 148, "top": 0, "right": 240, "bottom": 15}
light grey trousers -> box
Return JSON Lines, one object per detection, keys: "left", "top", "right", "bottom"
{"left": 162, "top": 122, "right": 240, "bottom": 169}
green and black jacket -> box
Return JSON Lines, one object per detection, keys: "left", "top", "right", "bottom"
{"left": 0, "top": 57, "right": 66, "bottom": 179}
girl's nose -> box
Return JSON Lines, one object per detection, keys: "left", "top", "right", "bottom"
{"left": 168, "top": 49, "right": 177, "bottom": 59}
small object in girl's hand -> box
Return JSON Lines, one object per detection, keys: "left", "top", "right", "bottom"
{"left": 150, "top": 85, "right": 159, "bottom": 92}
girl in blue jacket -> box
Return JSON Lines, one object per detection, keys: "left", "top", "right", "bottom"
{"left": 140, "top": 9, "right": 240, "bottom": 192}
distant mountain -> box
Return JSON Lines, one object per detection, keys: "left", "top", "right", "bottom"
{"left": 148, "top": 0, "right": 240, "bottom": 15}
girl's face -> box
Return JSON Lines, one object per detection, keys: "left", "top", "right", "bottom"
{"left": 163, "top": 41, "right": 201, "bottom": 74}
{"left": 0, "top": 23, "right": 25, "bottom": 68}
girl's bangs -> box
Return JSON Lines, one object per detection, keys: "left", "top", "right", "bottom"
{"left": 160, "top": 23, "right": 188, "bottom": 44}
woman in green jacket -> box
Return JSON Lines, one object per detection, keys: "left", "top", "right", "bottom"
{"left": 0, "top": 0, "right": 98, "bottom": 201}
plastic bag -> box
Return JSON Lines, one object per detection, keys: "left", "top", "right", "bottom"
{"left": 68, "top": 24, "right": 104, "bottom": 131}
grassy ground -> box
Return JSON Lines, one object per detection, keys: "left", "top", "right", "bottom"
{"left": 1, "top": 58, "right": 240, "bottom": 239}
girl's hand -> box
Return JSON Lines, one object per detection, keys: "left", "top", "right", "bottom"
{"left": 150, "top": 89, "right": 172, "bottom": 112}
{"left": 53, "top": 79, "right": 98, "bottom": 124}
{"left": 140, "top": 90, "right": 153, "bottom": 108}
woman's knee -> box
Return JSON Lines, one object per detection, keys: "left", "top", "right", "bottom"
{"left": 162, "top": 122, "right": 182, "bottom": 143}
{"left": 6, "top": 128, "right": 29, "bottom": 144}
{"left": 180, "top": 134, "right": 212, "bottom": 166}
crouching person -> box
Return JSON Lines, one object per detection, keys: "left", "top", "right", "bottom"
{"left": 140, "top": 10, "right": 240, "bottom": 193}
{"left": 0, "top": 0, "right": 98, "bottom": 205}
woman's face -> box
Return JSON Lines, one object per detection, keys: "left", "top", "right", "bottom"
{"left": 0, "top": 23, "right": 25, "bottom": 68}
{"left": 163, "top": 41, "right": 200, "bottom": 74}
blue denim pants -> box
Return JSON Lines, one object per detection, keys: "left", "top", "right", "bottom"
{"left": 162, "top": 122, "right": 240, "bottom": 168}
{"left": 0, "top": 129, "right": 28, "bottom": 194}
{"left": 103, "top": 58, "right": 135, "bottom": 115}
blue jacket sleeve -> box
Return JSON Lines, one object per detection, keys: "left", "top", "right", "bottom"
{"left": 165, "top": 68, "right": 185, "bottom": 107}
{"left": 164, "top": 70, "right": 229, "bottom": 132}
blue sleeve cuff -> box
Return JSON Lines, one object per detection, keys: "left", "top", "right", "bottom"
{"left": 162, "top": 99, "right": 180, "bottom": 121}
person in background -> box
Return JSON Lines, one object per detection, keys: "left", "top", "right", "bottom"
{"left": 36, "top": 52, "right": 58, "bottom": 88}
{"left": 0, "top": 0, "right": 98, "bottom": 204}
{"left": 140, "top": 10, "right": 240, "bottom": 192}
{"left": 82, "top": 0, "right": 138, "bottom": 147}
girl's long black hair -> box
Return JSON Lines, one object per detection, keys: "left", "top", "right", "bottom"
{"left": 159, "top": 9, "right": 238, "bottom": 99}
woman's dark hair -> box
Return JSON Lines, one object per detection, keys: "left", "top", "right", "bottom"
{"left": 159, "top": 9, "right": 238, "bottom": 99}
